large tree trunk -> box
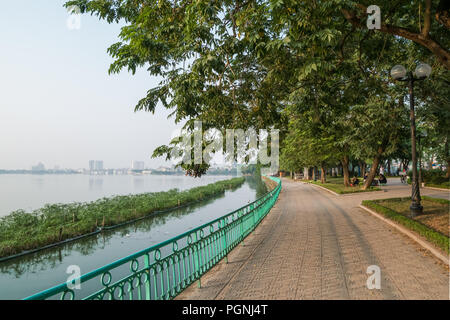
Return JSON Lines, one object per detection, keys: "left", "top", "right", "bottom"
{"left": 446, "top": 159, "right": 450, "bottom": 179}
{"left": 363, "top": 148, "right": 383, "bottom": 190}
{"left": 360, "top": 161, "right": 366, "bottom": 178}
{"left": 402, "top": 159, "right": 410, "bottom": 172}
{"left": 445, "top": 138, "right": 450, "bottom": 178}
{"left": 341, "top": 156, "right": 351, "bottom": 187}
{"left": 387, "top": 160, "right": 391, "bottom": 176}
{"left": 320, "top": 165, "right": 326, "bottom": 183}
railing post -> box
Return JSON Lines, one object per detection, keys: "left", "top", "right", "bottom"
{"left": 144, "top": 253, "right": 151, "bottom": 300}
{"left": 222, "top": 222, "right": 228, "bottom": 263}
{"left": 240, "top": 210, "right": 245, "bottom": 246}
{"left": 194, "top": 232, "right": 201, "bottom": 288}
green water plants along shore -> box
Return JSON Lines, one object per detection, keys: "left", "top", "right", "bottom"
{"left": 0, "top": 177, "right": 245, "bottom": 259}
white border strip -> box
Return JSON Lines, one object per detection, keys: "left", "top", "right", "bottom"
{"left": 359, "top": 204, "right": 449, "bottom": 265}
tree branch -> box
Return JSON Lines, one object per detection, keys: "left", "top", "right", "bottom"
{"left": 422, "top": 0, "right": 432, "bottom": 37}
{"left": 341, "top": 7, "right": 450, "bottom": 69}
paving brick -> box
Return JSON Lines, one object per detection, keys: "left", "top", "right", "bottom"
{"left": 176, "top": 180, "right": 449, "bottom": 300}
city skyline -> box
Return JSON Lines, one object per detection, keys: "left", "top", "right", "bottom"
{"left": 5, "top": 160, "right": 169, "bottom": 171}
{"left": 1, "top": 158, "right": 242, "bottom": 172}
{"left": 0, "top": 1, "right": 178, "bottom": 170}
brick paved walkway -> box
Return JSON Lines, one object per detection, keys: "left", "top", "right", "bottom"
{"left": 177, "top": 179, "right": 449, "bottom": 300}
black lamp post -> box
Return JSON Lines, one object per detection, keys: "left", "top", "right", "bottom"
{"left": 391, "top": 63, "right": 432, "bottom": 217}
{"left": 417, "top": 129, "right": 427, "bottom": 187}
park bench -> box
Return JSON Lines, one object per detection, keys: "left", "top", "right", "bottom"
{"left": 294, "top": 173, "right": 303, "bottom": 180}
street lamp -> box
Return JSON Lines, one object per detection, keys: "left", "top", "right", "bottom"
{"left": 391, "top": 63, "right": 432, "bottom": 217}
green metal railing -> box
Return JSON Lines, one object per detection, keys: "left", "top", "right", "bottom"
{"left": 24, "top": 177, "right": 281, "bottom": 300}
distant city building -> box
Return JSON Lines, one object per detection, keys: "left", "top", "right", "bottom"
{"left": 131, "top": 161, "right": 145, "bottom": 171}
{"left": 113, "top": 168, "right": 129, "bottom": 175}
{"left": 89, "top": 160, "right": 104, "bottom": 172}
{"left": 31, "top": 162, "right": 45, "bottom": 172}
{"left": 95, "top": 161, "right": 104, "bottom": 171}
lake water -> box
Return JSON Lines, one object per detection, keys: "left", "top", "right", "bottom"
{"left": 0, "top": 174, "right": 266, "bottom": 299}
{"left": 0, "top": 174, "right": 236, "bottom": 217}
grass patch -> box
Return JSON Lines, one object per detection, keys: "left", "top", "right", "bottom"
{"left": 422, "top": 196, "right": 450, "bottom": 205}
{"left": 425, "top": 183, "right": 450, "bottom": 189}
{"left": 361, "top": 198, "right": 449, "bottom": 253}
{"left": 0, "top": 177, "right": 245, "bottom": 259}
{"left": 407, "top": 179, "right": 450, "bottom": 189}
{"left": 310, "top": 178, "right": 380, "bottom": 194}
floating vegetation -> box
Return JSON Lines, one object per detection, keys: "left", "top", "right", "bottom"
{"left": 0, "top": 177, "right": 245, "bottom": 259}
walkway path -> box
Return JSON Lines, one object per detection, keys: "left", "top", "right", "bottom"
{"left": 177, "top": 179, "right": 449, "bottom": 300}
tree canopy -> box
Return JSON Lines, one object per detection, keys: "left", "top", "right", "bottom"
{"left": 64, "top": 0, "right": 450, "bottom": 180}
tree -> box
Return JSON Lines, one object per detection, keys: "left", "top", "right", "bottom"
{"left": 281, "top": 110, "right": 340, "bottom": 183}
{"left": 415, "top": 67, "right": 450, "bottom": 177}
{"left": 64, "top": 0, "right": 449, "bottom": 179}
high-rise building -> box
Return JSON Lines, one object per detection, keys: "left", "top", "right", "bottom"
{"left": 89, "top": 160, "right": 104, "bottom": 171}
{"left": 131, "top": 161, "right": 145, "bottom": 170}
{"left": 95, "top": 161, "right": 104, "bottom": 171}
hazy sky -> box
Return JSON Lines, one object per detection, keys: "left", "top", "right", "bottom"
{"left": 0, "top": 1, "right": 180, "bottom": 170}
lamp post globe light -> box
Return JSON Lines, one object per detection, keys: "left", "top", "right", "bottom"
{"left": 414, "top": 63, "right": 432, "bottom": 79}
{"left": 390, "top": 63, "right": 432, "bottom": 217}
{"left": 390, "top": 65, "right": 407, "bottom": 80}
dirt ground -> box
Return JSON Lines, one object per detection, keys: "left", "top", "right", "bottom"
{"left": 376, "top": 198, "right": 449, "bottom": 236}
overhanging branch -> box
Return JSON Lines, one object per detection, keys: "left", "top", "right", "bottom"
{"left": 341, "top": 6, "right": 450, "bottom": 69}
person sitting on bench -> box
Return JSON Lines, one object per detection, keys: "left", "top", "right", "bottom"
{"left": 351, "top": 176, "right": 359, "bottom": 186}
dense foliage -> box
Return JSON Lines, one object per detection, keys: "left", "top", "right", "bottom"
{"left": 64, "top": 0, "right": 449, "bottom": 183}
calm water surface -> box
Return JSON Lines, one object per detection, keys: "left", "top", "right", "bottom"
{"left": 0, "top": 175, "right": 266, "bottom": 299}
{"left": 0, "top": 174, "right": 234, "bottom": 217}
